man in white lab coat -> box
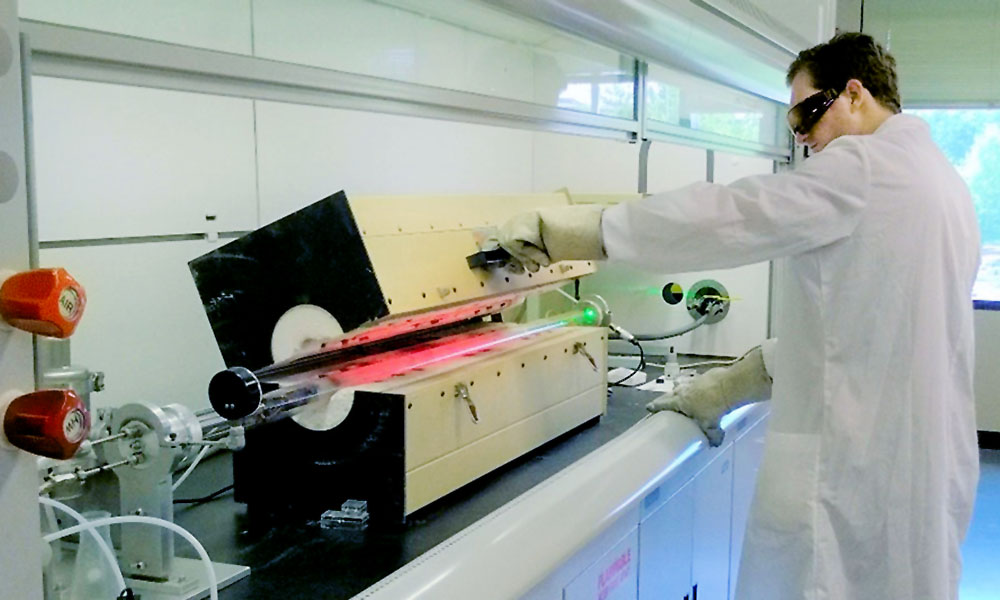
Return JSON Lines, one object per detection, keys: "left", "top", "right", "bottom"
{"left": 498, "top": 33, "right": 980, "bottom": 600}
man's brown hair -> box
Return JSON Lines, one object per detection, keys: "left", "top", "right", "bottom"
{"left": 787, "top": 32, "right": 901, "bottom": 113}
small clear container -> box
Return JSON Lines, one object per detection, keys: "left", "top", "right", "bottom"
{"left": 320, "top": 500, "right": 369, "bottom": 530}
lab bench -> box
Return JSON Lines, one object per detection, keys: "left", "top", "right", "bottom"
{"left": 171, "top": 377, "right": 768, "bottom": 600}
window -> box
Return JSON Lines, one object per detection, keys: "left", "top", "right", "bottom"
{"left": 645, "top": 63, "right": 788, "bottom": 153}
{"left": 907, "top": 109, "right": 1000, "bottom": 307}
{"left": 558, "top": 76, "right": 636, "bottom": 119}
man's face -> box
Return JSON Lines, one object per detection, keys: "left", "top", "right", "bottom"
{"left": 789, "top": 71, "right": 850, "bottom": 153}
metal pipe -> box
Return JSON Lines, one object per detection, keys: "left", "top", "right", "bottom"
{"left": 89, "top": 431, "right": 129, "bottom": 446}
{"left": 211, "top": 306, "right": 601, "bottom": 423}
{"left": 19, "top": 33, "right": 37, "bottom": 271}
{"left": 20, "top": 32, "right": 42, "bottom": 389}
{"left": 196, "top": 411, "right": 229, "bottom": 440}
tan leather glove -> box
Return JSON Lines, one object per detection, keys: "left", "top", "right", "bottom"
{"left": 496, "top": 205, "right": 606, "bottom": 272}
{"left": 646, "top": 345, "right": 772, "bottom": 446}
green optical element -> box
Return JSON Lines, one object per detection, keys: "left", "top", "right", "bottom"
{"left": 548, "top": 305, "right": 602, "bottom": 328}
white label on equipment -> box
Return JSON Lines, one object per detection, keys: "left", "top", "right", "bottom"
{"left": 63, "top": 408, "right": 87, "bottom": 443}
{"left": 58, "top": 287, "right": 81, "bottom": 321}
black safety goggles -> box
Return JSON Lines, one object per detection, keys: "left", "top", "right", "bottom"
{"left": 786, "top": 89, "right": 840, "bottom": 136}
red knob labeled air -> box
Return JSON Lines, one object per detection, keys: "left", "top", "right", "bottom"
{"left": 0, "top": 268, "right": 86, "bottom": 337}
{"left": 3, "top": 389, "right": 90, "bottom": 459}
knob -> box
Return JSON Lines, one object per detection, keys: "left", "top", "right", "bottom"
{"left": 0, "top": 268, "right": 86, "bottom": 337}
{"left": 2, "top": 389, "right": 90, "bottom": 459}
{"left": 209, "top": 367, "right": 264, "bottom": 420}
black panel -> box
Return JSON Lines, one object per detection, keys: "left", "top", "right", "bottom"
{"left": 232, "top": 391, "right": 406, "bottom": 523}
{"left": 979, "top": 430, "right": 1000, "bottom": 450}
{"left": 188, "top": 191, "right": 388, "bottom": 370}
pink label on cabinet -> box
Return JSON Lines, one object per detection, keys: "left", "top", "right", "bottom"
{"left": 597, "top": 548, "right": 631, "bottom": 600}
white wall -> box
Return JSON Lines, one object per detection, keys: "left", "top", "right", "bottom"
{"left": 531, "top": 131, "right": 639, "bottom": 192}
{"left": 582, "top": 147, "right": 773, "bottom": 358}
{"left": 254, "top": 101, "right": 535, "bottom": 224}
{"left": 836, "top": 0, "right": 864, "bottom": 32}
{"left": 32, "top": 77, "right": 257, "bottom": 241}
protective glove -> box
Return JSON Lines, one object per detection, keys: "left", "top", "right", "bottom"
{"left": 496, "top": 205, "right": 606, "bottom": 272}
{"left": 646, "top": 344, "right": 772, "bottom": 446}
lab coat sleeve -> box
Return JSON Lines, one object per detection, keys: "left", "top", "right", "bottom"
{"left": 759, "top": 337, "right": 777, "bottom": 379}
{"left": 601, "top": 136, "right": 871, "bottom": 272}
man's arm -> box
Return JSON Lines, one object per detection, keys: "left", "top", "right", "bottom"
{"left": 497, "top": 136, "right": 871, "bottom": 273}
{"left": 647, "top": 338, "right": 777, "bottom": 446}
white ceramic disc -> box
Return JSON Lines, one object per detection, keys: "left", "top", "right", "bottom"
{"left": 292, "top": 388, "right": 355, "bottom": 431}
{"left": 270, "top": 304, "right": 344, "bottom": 362}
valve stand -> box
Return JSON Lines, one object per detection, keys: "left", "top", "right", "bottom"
{"left": 2, "top": 267, "right": 250, "bottom": 597}
{"left": 1, "top": 268, "right": 91, "bottom": 459}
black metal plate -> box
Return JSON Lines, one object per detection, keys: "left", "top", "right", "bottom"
{"left": 188, "top": 191, "right": 388, "bottom": 371}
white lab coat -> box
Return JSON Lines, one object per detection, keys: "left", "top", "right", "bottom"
{"left": 601, "top": 114, "right": 980, "bottom": 600}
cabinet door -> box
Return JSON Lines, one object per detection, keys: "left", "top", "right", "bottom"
{"left": 638, "top": 482, "right": 694, "bottom": 600}
{"left": 728, "top": 415, "right": 768, "bottom": 600}
{"left": 692, "top": 446, "right": 735, "bottom": 600}
{"left": 563, "top": 527, "right": 639, "bottom": 600}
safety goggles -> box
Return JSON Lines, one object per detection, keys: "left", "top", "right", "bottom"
{"left": 786, "top": 89, "right": 840, "bottom": 136}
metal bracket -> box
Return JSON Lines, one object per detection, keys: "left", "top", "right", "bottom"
{"left": 454, "top": 382, "right": 479, "bottom": 424}
{"left": 573, "top": 342, "right": 598, "bottom": 372}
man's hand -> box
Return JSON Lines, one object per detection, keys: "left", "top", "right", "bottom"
{"left": 496, "top": 205, "right": 606, "bottom": 272}
{"left": 647, "top": 345, "right": 772, "bottom": 446}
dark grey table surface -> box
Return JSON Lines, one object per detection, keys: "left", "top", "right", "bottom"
{"left": 172, "top": 378, "right": 665, "bottom": 599}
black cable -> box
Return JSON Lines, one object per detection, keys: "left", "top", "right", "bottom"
{"left": 174, "top": 484, "right": 234, "bottom": 505}
{"left": 632, "top": 311, "right": 711, "bottom": 341}
{"left": 610, "top": 340, "right": 645, "bottom": 386}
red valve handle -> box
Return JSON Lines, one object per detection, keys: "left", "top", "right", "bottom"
{"left": 2, "top": 389, "right": 90, "bottom": 459}
{"left": 0, "top": 267, "right": 86, "bottom": 338}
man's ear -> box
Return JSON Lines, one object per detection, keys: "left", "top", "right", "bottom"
{"left": 844, "top": 78, "right": 865, "bottom": 107}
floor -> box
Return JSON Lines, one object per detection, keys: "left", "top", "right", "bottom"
{"left": 960, "top": 448, "right": 1000, "bottom": 599}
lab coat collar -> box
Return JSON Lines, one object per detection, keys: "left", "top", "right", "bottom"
{"left": 873, "top": 112, "right": 927, "bottom": 136}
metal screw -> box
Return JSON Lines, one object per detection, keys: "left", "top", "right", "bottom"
{"left": 132, "top": 561, "right": 145, "bottom": 571}
{"left": 134, "top": 508, "right": 144, "bottom": 516}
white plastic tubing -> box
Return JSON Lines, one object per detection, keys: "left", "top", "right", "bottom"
{"left": 38, "top": 496, "right": 128, "bottom": 594}
{"left": 172, "top": 445, "right": 211, "bottom": 491}
{"left": 353, "top": 411, "right": 708, "bottom": 600}
{"left": 41, "top": 511, "right": 219, "bottom": 600}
